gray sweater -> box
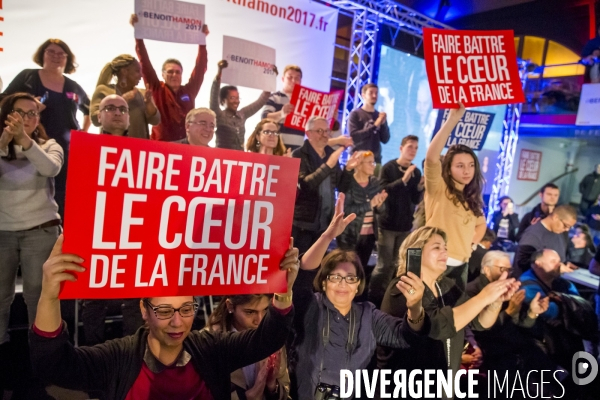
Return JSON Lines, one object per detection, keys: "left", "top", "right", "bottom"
{"left": 0, "top": 139, "right": 63, "bottom": 230}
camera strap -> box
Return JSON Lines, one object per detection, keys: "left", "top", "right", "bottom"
{"left": 317, "top": 304, "right": 356, "bottom": 384}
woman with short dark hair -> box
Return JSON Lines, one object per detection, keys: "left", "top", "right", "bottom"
{"left": 210, "top": 60, "right": 272, "bottom": 150}
{"left": 207, "top": 295, "right": 291, "bottom": 400}
{"left": 289, "top": 194, "right": 428, "bottom": 399}
{"left": 1, "top": 39, "right": 90, "bottom": 218}
{"left": 0, "top": 92, "right": 63, "bottom": 345}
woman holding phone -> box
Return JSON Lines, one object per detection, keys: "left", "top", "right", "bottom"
{"left": 377, "top": 226, "right": 520, "bottom": 387}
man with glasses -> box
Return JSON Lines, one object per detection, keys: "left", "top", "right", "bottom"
{"left": 97, "top": 95, "right": 130, "bottom": 136}
{"left": 291, "top": 116, "right": 358, "bottom": 253}
{"left": 131, "top": 14, "right": 209, "bottom": 142}
{"left": 514, "top": 205, "right": 578, "bottom": 277}
{"left": 29, "top": 235, "right": 298, "bottom": 399}
{"left": 176, "top": 108, "right": 216, "bottom": 147}
{"left": 348, "top": 83, "right": 390, "bottom": 169}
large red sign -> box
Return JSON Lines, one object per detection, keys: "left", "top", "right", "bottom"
{"left": 61, "top": 132, "right": 299, "bottom": 299}
{"left": 283, "top": 85, "right": 343, "bottom": 130}
{"left": 517, "top": 149, "right": 542, "bottom": 181}
{"left": 423, "top": 28, "right": 524, "bottom": 108}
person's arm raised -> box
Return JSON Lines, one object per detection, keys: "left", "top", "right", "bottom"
{"left": 273, "top": 238, "right": 299, "bottom": 310}
{"left": 35, "top": 235, "right": 85, "bottom": 332}
{"left": 301, "top": 193, "right": 356, "bottom": 271}
{"left": 426, "top": 103, "right": 465, "bottom": 163}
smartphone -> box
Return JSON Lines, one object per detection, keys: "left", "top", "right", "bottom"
{"left": 406, "top": 248, "right": 422, "bottom": 277}
{"left": 39, "top": 91, "right": 49, "bottom": 104}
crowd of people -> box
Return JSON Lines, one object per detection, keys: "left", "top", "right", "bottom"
{"left": 1, "top": 26, "right": 600, "bottom": 400}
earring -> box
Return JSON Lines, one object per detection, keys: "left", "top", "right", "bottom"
{"left": 228, "top": 310, "right": 233, "bottom": 314}
{"left": 256, "top": 141, "right": 261, "bottom": 149}
{"left": 355, "top": 289, "right": 358, "bottom": 293}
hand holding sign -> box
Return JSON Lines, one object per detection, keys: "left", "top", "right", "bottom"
{"left": 278, "top": 238, "right": 299, "bottom": 295}
{"left": 284, "top": 85, "right": 343, "bottom": 130}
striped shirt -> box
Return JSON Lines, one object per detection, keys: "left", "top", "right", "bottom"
{"left": 260, "top": 91, "right": 305, "bottom": 150}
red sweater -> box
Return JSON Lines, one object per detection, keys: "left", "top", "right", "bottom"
{"left": 136, "top": 39, "right": 207, "bottom": 141}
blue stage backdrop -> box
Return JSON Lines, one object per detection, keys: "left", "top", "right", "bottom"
{"left": 376, "top": 45, "right": 507, "bottom": 196}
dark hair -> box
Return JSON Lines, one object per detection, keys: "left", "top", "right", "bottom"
{"left": 497, "top": 196, "right": 513, "bottom": 206}
{"left": 574, "top": 223, "right": 597, "bottom": 253}
{"left": 401, "top": 135, "right": 419, "bottom": 146}
{"left": 552, "top": 204, "right": 577, "bottom": 221}
{"left": 33, "top": 39, "right": 78, "bottom": 74}
{"left": 206, "top": 294, "right": 271, "bottom": 332}
{"left": 162, "top": 58, "right": 183, "bottom": 72}
{"left": 246, "top": 119, "right": 287, "bottom": 156}
{"left": 361, "top": 83, "right": 378, "bottom": 95}
{"left": 0, "top": 93, "right": 48, "bottom": 161}
{"left": 540, "top": 183, "right": 559, "bottom": 194}
{"left": 530, "top": 249, "right": 545, "bottom": 265}
{"left": 219, "top": 85, "right": 238, "bottom": 106}
{"left": 312, "top": 249, "right": 366, "bottom": 296}
{"left": 441, "top": 144, "right": 485, "bottom": 217}
{"left": 482, "top": 228, "right": 496, "bottom": 243}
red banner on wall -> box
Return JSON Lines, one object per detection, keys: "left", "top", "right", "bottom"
{"left": 283, "top": 85, "right": 343, "bottom": 130}
{"left": 423, "top": 28, "right": 525, "bottom": 108}
{"left": 60, "top": 132, "right": 299, "bottom": 299}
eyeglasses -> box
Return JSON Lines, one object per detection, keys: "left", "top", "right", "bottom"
{"left": 228, "top": 96, "right": 240, "bottom": 101}
{"left": 361, "top": 161, "right": 376, "bottom": 166}
{"left": 559, "top": 218, "right": 574, "bottom": 231}
{"left": 492, "top": 265, "right": 513, "bottom": 274}
{"left": 189, "top": 120, "right": 216, "bottom": 131}
{"left": 144, "top": 300, "right": 199, "bottom": 320}
{"left": 12, "top": 109, "right": 39, "bottom": 119}
{"left": 101, "top": 105, "right": 129, "bottom": 115}
{"left": 261, "top": 130, "right": 279, "bottom": 136}
{"left": 164, "top": 70, "right": 182, "bottom": 76}
{"left": 311, "top": 128, "right": 331, "bottom": 137}
{"left": 327, "top": 274, "right": 360, "bottom": 284}
{"left": 45, "top": 49, "right": 67, "bottom": 58}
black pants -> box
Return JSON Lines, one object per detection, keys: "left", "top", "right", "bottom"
{"left": 82, "top": 299, "right": 143, "bottom": 345}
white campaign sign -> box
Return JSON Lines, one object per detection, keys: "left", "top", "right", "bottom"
{"left": 134, "top": 0, "right": 205, "bottom": 45}
{"left": 0, "top": 0, "right": 338, "bottom": 141}
{"left": 221, "top": 36, "right": 276, "bottom": 92}
{"left": 576, "top": 83, "right": 600, "bottom": 126}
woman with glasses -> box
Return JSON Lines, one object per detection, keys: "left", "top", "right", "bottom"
{"left": 289, "top": 194, "right": 428, "bottom": 399}
{"left": 207, "top": 294, "right": 291, "bottom": 400}
{"left": 245, "top": 119, "right": 290, "bottom": 156}
{"left": 0, "top": 93, "right": 63, "bottom": 347}
{"left": 91, "top": 54, "right": 160, "bottom": 139}
{"left": 211, "top": 60, "right": 272, "bottom": 150}
{"left": 1, "top": 39, "right": 90, "bottom": 220}
{"left": 337, "top": 151, "right": 387, "bottom": 271}
{"left": 377, "top": 227, "right": 520, "bottom": 395}
{"left": 29, "top": 235, "right": 299, "bottom": 400}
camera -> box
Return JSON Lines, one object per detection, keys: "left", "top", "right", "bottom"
{"left": 315, "top": 383, "right": 341, "bottom": 399}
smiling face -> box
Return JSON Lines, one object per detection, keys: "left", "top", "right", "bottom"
{"left": 420, "top": 234, "right": 448, "bottom": 279}
{"left": 119, "top": 60, "right": 142, "bottom": 88}
{"left": 450, "top": 152, "right": 475, "bottom": 186}
{"left": 43, "top": 43, "right": 68, "bottom": 71}
{"left": 227, "top": 295, "right": 270, "bottom": 331}
{"left": 258, "top": 122, "right": 279, "bottom": 150}
{"left": 324, "top": 262, "right": 360, "bottom": 310}
{"left": 12, "top": 99, "right": 40, "bottom": 136}
{"left": 142, "top": 296, "right": 195, "bottom": 349}
{"left": 224, "top": 89, "right": 240, "bottom": 112}
{"left": 282, "top": 69, "right": 302, "bottom": 94}
{"left": 358, "top": 154, "right": 376, "bottom": 176}
{"left": 186, "top": 112, "right": 215, "bottom": 146}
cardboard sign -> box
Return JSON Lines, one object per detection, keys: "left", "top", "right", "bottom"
{"left": 423, "top": 28, "right": 524, "bottom": 108}
{"left": 134, "top": 0, "right": 206, "bottom": 45}
{"left": 283, "top": 85, "right": 343, "bottom": 130}
{"left": 221, "top": 36, "right": 277, "bottom": 92}
{"left": 576, "top": 83, "right": 600, "bottom": 125}
{"left": 432, "top": 109, "right": 495, "bottom": 151}
{"left": 61, "top": 132, "right": 300, "bottom": 299}
{"left": 517, "top": 149, "right": 542, "bottom": 181}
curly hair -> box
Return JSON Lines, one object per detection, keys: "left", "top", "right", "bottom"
{"left": 441, "top": 144, "right": 485, "bottom": 217}
{"left": 96, "top": 54, "right": 137, "bottom": 86}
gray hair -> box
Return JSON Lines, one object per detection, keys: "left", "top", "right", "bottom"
{"left": 185, "top": 107, "right": 216, "bottom": 124}
{"left": 304, "top": 116, "right": 328, "bottom": 132}
{"left": 480, "top": 250, "right": 511, "bottom": 272}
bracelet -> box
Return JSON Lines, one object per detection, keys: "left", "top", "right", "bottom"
{"left": 527, "top": 311, "right": 539, "bottom": 319}
{"left": 408, "top": 308, "right": 425, "bottom": 324}
{"left": 274, "top": 291, "right": 292, "bottom": 303}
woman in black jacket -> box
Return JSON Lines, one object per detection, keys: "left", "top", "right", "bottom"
{"left": 337, "top": 150, "right": 387, "bottom": 269}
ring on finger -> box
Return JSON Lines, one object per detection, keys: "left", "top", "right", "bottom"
{"left": 408, "top": 287, "right": 416, "bottom": 295}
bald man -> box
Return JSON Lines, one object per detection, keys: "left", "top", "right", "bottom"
{"left": 513, "top": 205, "right": 577, "bottom": 276}
{"left": 98, "top": 94, "right": 130, "bottom": 136}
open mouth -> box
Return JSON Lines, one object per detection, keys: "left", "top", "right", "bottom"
{"left": 167, "top": 332, "right": 183, "bottom": 339}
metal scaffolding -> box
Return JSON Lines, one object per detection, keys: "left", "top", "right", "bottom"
{"left": 486, "top": 61, "right": 529, "bottom": 224}
{"left": 321, "top": 0, "right": 452, "bottom": 133}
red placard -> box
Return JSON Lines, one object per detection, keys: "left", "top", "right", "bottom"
{"left": 517, "top": 149, "right": 542, "bottom": 181}
{"left": 423, "top": 28, "right": 525, "bottom": 108}
{"left": 60, "top": 132, "right": 299, "bottom": 299}
{"left": 283, "top": 85, "right": 343, "bottom": 130}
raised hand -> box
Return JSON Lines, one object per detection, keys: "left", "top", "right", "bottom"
{"left": 130, "top": 13, "right": 139, "bottom": 26}
{"left": 282, "top": 103, "right": 294, "bottom": 117}
{"left": 326, "top": 146, "right": 345, "bottom": 168}
{"left": 505, "top": 289, "right": 525, "bottom": 317}
{"left": 279, "top": 238, "right": 299, "bottom": 295}
{"left": 396, "top": 271, "right": 425, "bottom": 312}
{"left": 324, "top": 193, "right": 356, "bottom": 239}
{"left": 217, "top": 60, "right": 228, "bottom": 70}
{"left": 529, "top": 292, "right": 549, "bottom": 316}
{"left": 202, "top": 24, "right": 210, "bottom": 35}
{"left": 448, "top": 101, "right": 466, "bottom": 121}
{"left": 344, "top": 151, "right": 361, "bottom": 171}
{"left": 40, "top": 235, "right": 85, "bottom": 302}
